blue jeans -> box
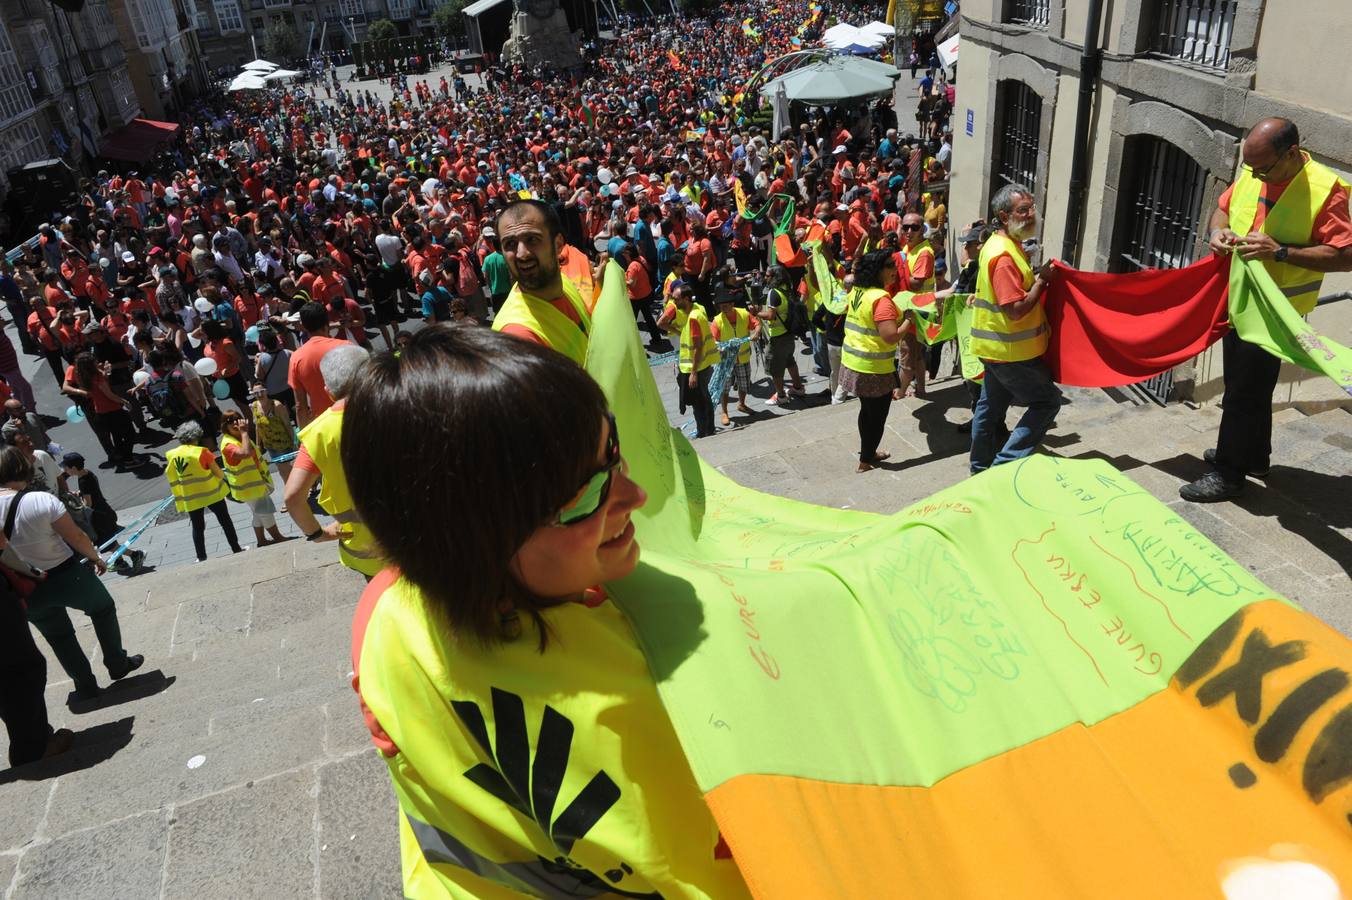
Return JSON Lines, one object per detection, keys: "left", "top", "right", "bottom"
{"left": 810, "top": 329, "right": 831, "bottom": 375}
{"left": 969, "top": 357, "right": 1062, "bottom": 474}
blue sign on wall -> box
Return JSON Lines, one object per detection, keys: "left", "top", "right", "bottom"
{"left": 944, "top": 0, "right": 958, "bottom": 16}
{"left": 966, "top": 108, "right": 974, "bottom": 136}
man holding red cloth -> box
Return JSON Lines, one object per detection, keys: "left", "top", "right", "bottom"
{"left": 1181, "top": 118, "right": 1352, "bottom": 502}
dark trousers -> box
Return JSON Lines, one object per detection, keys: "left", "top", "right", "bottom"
{"left": 632, "top": 293, "right": 663, "bottom": 344}
{"left": 8, "top": 301, "right": 38, "bottom": 354}
{"left": 43, "top": 350, "right": 64, "bottom": 384}
{"left": 26, "top": 559, "right": 129, "bottom": 692}
{"left": 188, "top": 499, "right": 243, "bottom": 561}
{"left": 92, "top": 409, "right": 135, "bottom": 461}
{"left": 858, "top": 394, "right": 892, "bottom": 461}
{"left": 1, "top": 587, "right": 51, "bottom": 767}
{"left": 1214, "top": 330, "right": 1282, "bottom": 483}
{"left": 688, "top": 367, "right": 716, "bottom": 437}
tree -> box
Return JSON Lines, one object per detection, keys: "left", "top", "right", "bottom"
{"left": 366, "top": 18, "right": 398, "bottom": 42}
{"left": 262, "top": 21, "right": 301, "bottom": 61}
{"left": 431, "top": 0, "right": 469, "bottom": 41}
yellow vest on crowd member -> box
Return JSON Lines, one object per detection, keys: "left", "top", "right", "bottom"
{"left": 968, "top": 232, "right": 1048, "bottom": 363}
{"left": 219, "top": 435, "right": 271, "bottom": 503}
{"left": 841, "top": 287, "right": 897, "bottom": 375}
{"left": 679, "top": 305, "right": 717, "bottom": 374}
{"left": 905, "top": 241, "right": 937, "bottom": 293}
{"left": 1228, "top": 153, "right": 1348, "bottom": 316}
{"left": 714, "top": 307, "right": 753, "bottom": 364}
{"left": 165, "top": 444, "right": 229, "bottom": 512}
{"left": 351, "top": 572, "right": 752, "bottom": 899}
{"left": 663, "top": 294, "right": 689, "bottom": 337}
{"left": 491, "top": 276, "right": 591, "bottom": 366}
{"left": 765, "top": 288, "right": 789, "bottom": 338}
{"left": 298, "top": 405, "right": 382, "bottom": 577}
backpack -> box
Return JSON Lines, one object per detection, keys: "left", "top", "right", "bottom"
{"left": 784, "top": 295, "right": 810, "bottom": 338}
{"left": 146, "top": 372, "right": 188, "bottom": 423}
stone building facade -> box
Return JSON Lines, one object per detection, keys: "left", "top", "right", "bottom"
{"left": 953, "top": 0, "right": 1352, "bottom": 405}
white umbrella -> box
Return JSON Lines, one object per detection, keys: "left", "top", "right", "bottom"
{"left": 263, "top": 68, "right": 302, "bottom": 81}
{"left": 771, "top": 80, "right": 791, "bottom": 140}
{"left": 759, "top": 56, "right": 899, "bottom": 104}
{"left": 228, "top": 72, "right": 268, "bottom": 92}
{"left": 242, "top": 59, "right": 279, "bottom": 71}
{"left": 822, "top": 24, "right": 886, "bottom": 51}
{"left": 860, "top": 20, "right": 895, "bottom": 38}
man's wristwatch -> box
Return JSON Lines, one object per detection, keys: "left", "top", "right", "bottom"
{"left": 1274, "top": 244, "right": 1290, "bottom": 262}
{"left": 306, "top": 527, "right": 324, "bottom": 542}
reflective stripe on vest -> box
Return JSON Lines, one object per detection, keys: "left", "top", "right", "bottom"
{"left": 219, "top": 435, "right": 269, "bottom": 503}
{"left": 165, "top": 444, "right": 229, "bottom": 513}
{"left": 841, "top": 287, "right": 897, "bottom": 373}
{"left": 1228, "top": 156, "right": 1346, "bottom": 316}
{"left": 491, "top": 276, "right": 591, "bottom": 365}
{"left": 298, "top": 405, "right": 383, "bottom": 576}
{"left": 679, "top": 306, "right": 717, "bottom": 374}
{"left": 713, "top": 308, "right": 753, "bottom": 364}
{"left": 968, "top": 232, "right": 1049, "bottom": 363}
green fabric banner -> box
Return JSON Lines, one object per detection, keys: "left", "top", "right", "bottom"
{"left": 584, "top": 262, "right": 1283, "bottom": 794}
{"left": 896, "top": 292, "right": 984, "bottom": 381}
{"left": 1231, "top": 256, "right": 1352, "bottom": 397}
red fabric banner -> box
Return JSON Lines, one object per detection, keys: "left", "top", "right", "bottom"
{"left": 1042, "top": 255, "right": 1231, "bottom": 387}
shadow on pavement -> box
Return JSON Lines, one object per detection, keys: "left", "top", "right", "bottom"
{"left": 68, "top": 671, "right": 177, "bottom": 714}
{"left": 0, "top": 716, "right": 135, "bottom": 783}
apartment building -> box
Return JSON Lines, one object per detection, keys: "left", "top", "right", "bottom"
{"left": 109, "top": 0, "right": 208, "bottom": 119}
{"left": 953, "top": 0, "right": 1352, "bottom": 405}
{"left": 0, "top": 0, "right": 141, "bottom": 192}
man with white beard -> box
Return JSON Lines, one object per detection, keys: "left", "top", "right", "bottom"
{"left": 966, "top": 183, "right": 1062, "bottom": 474}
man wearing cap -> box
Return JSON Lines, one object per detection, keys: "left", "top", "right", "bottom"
{"left": 492, "top": 200, "right": 592, "bottom": 365}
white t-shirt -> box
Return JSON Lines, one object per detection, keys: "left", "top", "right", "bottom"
{"left": 0, "top": 489, "right": 74, "bottom": 570}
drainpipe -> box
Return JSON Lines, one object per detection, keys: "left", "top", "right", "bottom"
{"left": 1061, "top": 0, "right": 1105, "bottom": 263}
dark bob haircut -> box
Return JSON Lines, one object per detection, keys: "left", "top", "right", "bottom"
{"left": 341, "top": 325, "right": 608, "bottom": 649}
{"left": 0, "top": 445, "right": 34, "bottom": 485}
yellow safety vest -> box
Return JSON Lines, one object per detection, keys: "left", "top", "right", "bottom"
{"left": 765, "top": 288, "right": 789, "bottom": 338}
{"left": 904, "top": 241, "right": 937, "bottom": 293}
{"left": 491, "top": 276, "right": 591, "bottom": 366}
{"left": 663, "top": 295, "right": 689, "bottom": 337}
{"left": 353, "top": 573, "right": 751, "bottom": 900}
{"left": 165, "top": 444, "right": 229, "bottom": 512}
{"left": 298, "top": 405, "right": 382, "bottom": 576}
{"left": 679, "top": 306, "right": 717, "bottom": 374}
{"left": 713, "top": 307, "right": 753, "bottom": 364}
{"left": 219, "top": 435, "right": 271, "bottom": 503}
{"left": 968, "top": 232, "right": 1048, "bottom": 362}
{"left": 1228, "top": 153, "right": 1347, "bottom": 316}
{"left": 841, "top": 287, "right": 897, "bottom": 375}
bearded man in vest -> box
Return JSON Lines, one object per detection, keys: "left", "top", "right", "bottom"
{"left": 968, "top": 184, "right": 1062, "bottom": 475}
{"left": 492, "top": 200, "right": 593, "bottom": 365}
{"left": 1181, "top": 118, "right": 1352, "bottom": 502}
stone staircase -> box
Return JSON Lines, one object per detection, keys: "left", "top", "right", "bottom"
{"left": 1, "top": 541, "right": 399, "bottom": 900}
{"left": 1, "top": 378, "right": 1346, "bottom": 898}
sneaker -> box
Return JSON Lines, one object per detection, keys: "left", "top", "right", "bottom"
{"left": 108, "top": 653, "right": 144, "bottom": 681}
{"left": 765, "top": 395, "right": 779, "bottom": 406}
{"left": 1179, "top": 471, "right": 1245, "bottom": 503}
{"left": 1203, "top": 448, "right": 1269, "bottom": 478}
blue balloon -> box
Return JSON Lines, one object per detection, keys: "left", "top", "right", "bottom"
{"left": 244, "top": 325, "right": 260, "bottom": 345}
{"left": 212, "top": 379, "right": 232, "bottom": 400}
{"left": 65, "top": 405, "right": 85, "bottom": 423}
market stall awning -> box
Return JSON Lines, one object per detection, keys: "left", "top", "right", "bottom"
{"left": 821, "top": 22, "right": 886, "bottom": 51}
{"left": 228, "top": 72, "right": 269, "bottom": 91}
{"left": 98, "top": 118, "right": 180, "bottom": 163}
{"left": 759, "top": 55, "right": 900, "bottom": 105}
{"left": 242, "top": 59, "right": 279, "bottom": 71}
{"left": 463, "top": 0, "right": 511, "bottom": 17}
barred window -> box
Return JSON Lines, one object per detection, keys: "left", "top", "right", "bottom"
{"left": 991, "top": 80, "right": 1042, "bottom": 192}
{"left": 0, "top": 20, "right": 35, "bottom": 132}
{"left": 214, "top": 0, "right": 246, "bottom": 32}
{"left": 1112, "top": 136, "right": 1207, "bottom": 273}
{"left": 340, "top": 0, "right": 365, "bottom": 16}
{"left": 1150, "top": 0, "right": 1236, "bottom": 70}
{"left": 0, "top": 118, "right": 47, "bottom": 186}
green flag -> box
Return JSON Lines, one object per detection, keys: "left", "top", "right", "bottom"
{"left": 1230, "top": 256, "right": 1352, "bottom": 396}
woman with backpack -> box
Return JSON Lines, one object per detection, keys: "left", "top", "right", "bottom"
{"left": 748, "top": 265, "right": 806, "bottom": 407}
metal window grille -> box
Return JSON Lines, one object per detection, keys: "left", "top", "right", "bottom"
{"left": 1151, "top": 0, "right": 1236, "bottom": 69}
{"left": 1004, "top": 0, "right": 1049, "bottom": 28}
{"left": 0, "top": 20, "right": 34, "bottom": 132}
{"left": 993, "top": 80, "right": 1042, "bottom": 192}
{"left": 1113, "top": 136, "right": 1208, "bottom": 403}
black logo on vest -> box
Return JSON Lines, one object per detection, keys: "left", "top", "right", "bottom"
{"left": 452, "top": 687, "right": 662, "bottom": 897}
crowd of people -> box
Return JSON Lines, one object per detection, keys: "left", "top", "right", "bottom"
{"left": 5, "top": 0, "right": 1344, "bottom": 891}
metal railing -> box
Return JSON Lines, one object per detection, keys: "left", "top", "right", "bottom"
{"left": 1150, "top": 0, "right": 1236, "bottom": 70}
{"left": 1004, "top": 0, "right": 1049, "bottom": 28}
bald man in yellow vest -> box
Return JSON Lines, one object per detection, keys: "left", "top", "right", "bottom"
{"left": 1181, "top": 117, "right": 1352, "bottom": 502}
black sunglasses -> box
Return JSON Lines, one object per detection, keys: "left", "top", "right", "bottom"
{"left": 552, "top": 411, "right": 621, "bottom": 527}
{"left": 900, "top": 223, "right": 924, "bottom": 231}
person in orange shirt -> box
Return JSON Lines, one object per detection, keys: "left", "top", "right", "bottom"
{"left": 621, "top": 244, "right": 664, "bottom": 346}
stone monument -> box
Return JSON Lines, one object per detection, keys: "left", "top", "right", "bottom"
{"left": 500, "top": 0, "right": 583, "bottom": 69}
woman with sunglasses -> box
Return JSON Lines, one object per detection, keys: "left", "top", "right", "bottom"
{"left": 343, "top": 327, "right": 750, "bottom": 899}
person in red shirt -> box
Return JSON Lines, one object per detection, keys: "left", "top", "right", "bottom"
{"left": 63, "top": 347, "right": 136, "bottom": 467}
{"left": 682, "top": 221, "right": 716, "bottom": 315}
{"left": 288, "top": 302, "right": 351, "bottom": 427}
{"left": 621, "top": 244, "right": 663, "bottom": 346}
